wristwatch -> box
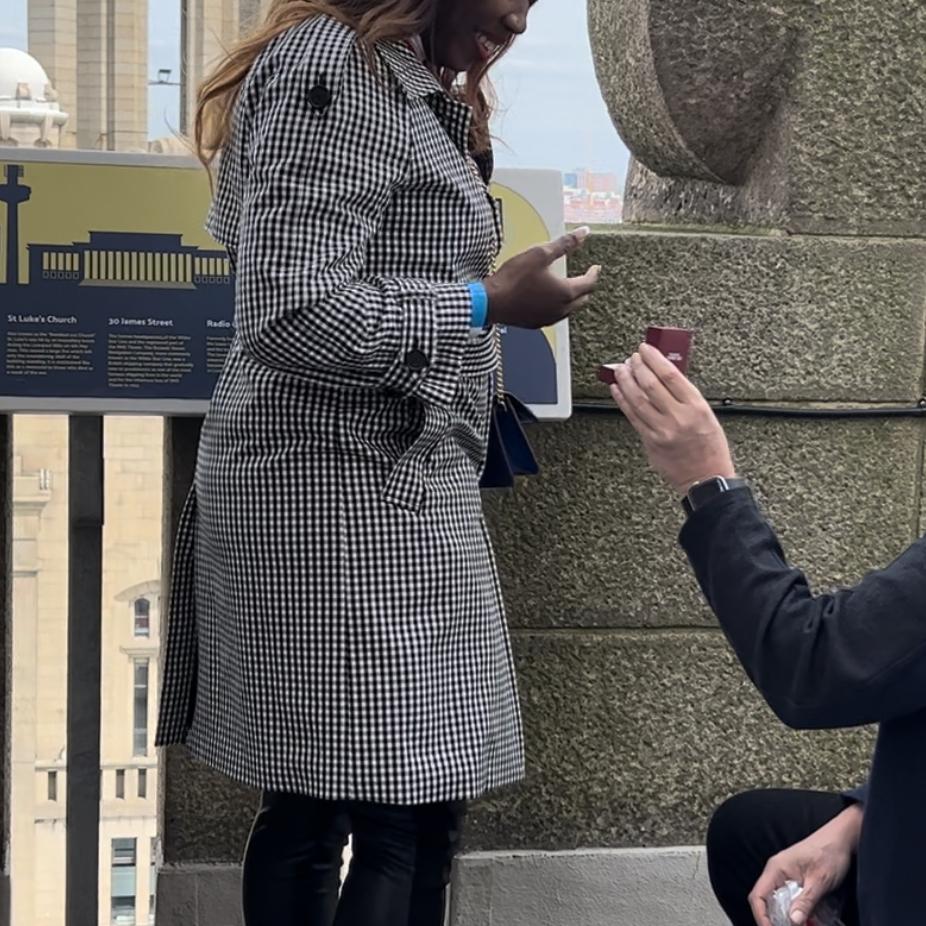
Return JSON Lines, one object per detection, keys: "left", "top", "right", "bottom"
{"left": 682, "top": 475, "right": 747, "bottom": 516}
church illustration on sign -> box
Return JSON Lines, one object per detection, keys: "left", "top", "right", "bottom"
{"left": 0, "top": 160, "right": 236, "bottom": 403}
{"left": 1, "top": 163, "right": 234, "bottom": 309}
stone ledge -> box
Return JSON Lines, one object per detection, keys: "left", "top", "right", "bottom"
{"left": 157, "top": 864, "right": 242, "bottom": 926}
{"left": 156, "top": 849, "right": 723, "bottom": 926}
{"left": 568, "top": 231, "right": 926, "bottom": 403}
{"left": 450, "top": 847, "right": 724, "bottom": 926}
{"left": 161, "top": 745, "right": 256, "bottom": 865}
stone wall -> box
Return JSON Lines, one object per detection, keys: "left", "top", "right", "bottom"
{"left": 460, "top": 0, "right": 926, "bottom": 860}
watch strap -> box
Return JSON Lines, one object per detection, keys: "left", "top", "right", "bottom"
{"left": 682, "top": 476, "right": 747, "bottom": 516}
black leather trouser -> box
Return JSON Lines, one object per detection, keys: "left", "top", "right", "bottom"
{"left": 242, "top": 791, "right": 466, "bottom": 926}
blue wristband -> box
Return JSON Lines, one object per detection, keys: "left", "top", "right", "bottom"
{"left": 468, "top": 281, "right": 489, "bottom": 330}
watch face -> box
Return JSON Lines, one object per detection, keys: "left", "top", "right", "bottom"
{"left": 689, "top": 477, "right": 727, "bottom": 509}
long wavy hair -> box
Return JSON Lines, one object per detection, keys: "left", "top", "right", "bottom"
{"left": 195, "top": 0, "right": 512, "bottom": 170}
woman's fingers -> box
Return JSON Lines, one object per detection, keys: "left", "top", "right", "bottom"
{"left": 563, "top": 264, "right": 601, "bottom": 301}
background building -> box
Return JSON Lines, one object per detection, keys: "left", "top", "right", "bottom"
{"left": 10, "top": 416, "right": 163, "bottom": 926}
{"left": 1, "top": 27, "right": 162, "bottom": 924}
{"left": 27, "top": 0, "right": 147, "bottom": 150}
{"left": 0, "top": 48, "right": 68, "bottom": 148}
{"left": 563, "top": 168, "right": 623, "bottom": 225}
{"left": 22, "top": 0, "right": 260, "bottom": 151}
{"left": 0, "top": 2, "right": 261, "bottom": 921}
{"left": 180, "top": 0, "right": 262, "bottom": 134}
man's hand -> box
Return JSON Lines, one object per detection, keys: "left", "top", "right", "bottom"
{"left": 608, "top": 343, "right": 735, "bottom": 494}
{"left": 749, "top": 804, "right": 863, "bottom": 926}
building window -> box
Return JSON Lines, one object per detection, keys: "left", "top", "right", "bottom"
{"left": 133, "top": 660, "right": 149, "bottom": 757}
{"left": 111, "top": 838, "right": 137, "bottom": 925}
{"left": 47, "top": 771, "right": 57, "bottom": 801}
{"left": 115, "top": 769, "right": 125, "bottom": 799}
{"left": 149, "top": 837, "right": 158, "bottom": 924}
{"left": 137, "top": 768, "right": 147, "bottom": 799}
{"left": 134, "top": 598, "right": 150, "bottom": 637}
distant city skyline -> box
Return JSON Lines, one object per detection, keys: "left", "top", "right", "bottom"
{"left": 1, "top": 0, "right": 630, "bottom": 181}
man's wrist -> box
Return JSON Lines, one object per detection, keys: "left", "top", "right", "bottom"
{"left": 835, "top": 803, "right": 864, "bottom": 848}
{"left": 676, "top": 470, "right": 739, "bottom": 497}
{"left": 681, "top": 474, "right": 746, "bottom": 516}
{"left": 811, "top": 803, "right": 863, "bottom": 856}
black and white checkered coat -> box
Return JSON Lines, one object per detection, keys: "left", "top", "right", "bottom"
{"left": 155, "top": 14, "right": 525, "bottom": 803}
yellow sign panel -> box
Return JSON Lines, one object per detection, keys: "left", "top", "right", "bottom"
{"left": 491, "top": 168, "right": 571, "bottom": 418}
{"left": 0, "top": 153, "right": 570, "bottom": 417}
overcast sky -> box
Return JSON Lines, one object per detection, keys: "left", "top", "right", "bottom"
{"left": 3, "top": 0, "right": 629, "bottom": 177}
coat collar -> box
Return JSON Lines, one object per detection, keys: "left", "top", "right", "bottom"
{"left": 377, "top": 40, "right": 474, "bottom": 157}
{"left": 377, "top": 40, "right": 446, "bottom": 100}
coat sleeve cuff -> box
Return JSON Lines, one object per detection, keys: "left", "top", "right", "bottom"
{"left": 379, "top": 281, "right": 472, "bottom": 406}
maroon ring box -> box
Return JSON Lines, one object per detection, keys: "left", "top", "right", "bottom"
{"left": 597, "top": 326, "right": 695, "bottom": 384}
{"left": 597, "top": 363, "right": 620, "bottom": 385}
{"left": 643, "top": 325, "right": 695, "bottom": 374}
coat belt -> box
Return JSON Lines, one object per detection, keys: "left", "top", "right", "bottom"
{"left": 381, "top": 404, "right": 454, "bottom": 512}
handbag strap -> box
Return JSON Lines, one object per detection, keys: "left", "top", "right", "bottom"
{"left": 493, "top": 327, "right": 506, "bottom": 403}
{"left": 488, "top": 242, "right": 504, "bottom": 405}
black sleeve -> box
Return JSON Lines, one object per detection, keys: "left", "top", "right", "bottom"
{"left": 680, "top": 488, "right": 926, "bottom": 729}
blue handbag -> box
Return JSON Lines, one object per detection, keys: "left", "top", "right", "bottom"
{"left": 479, "top": 333, "right": 540, "bottom": 489}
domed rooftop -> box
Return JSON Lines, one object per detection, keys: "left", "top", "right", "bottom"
{"left": 0, "top": 47, "right": 68, "bottom": 124}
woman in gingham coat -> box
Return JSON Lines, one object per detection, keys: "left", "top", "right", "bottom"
{"left": 156, "top": 1, "right": 599, "bottom": 922}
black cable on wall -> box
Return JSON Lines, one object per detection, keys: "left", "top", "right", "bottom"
{"left": 573, "top": 399, "right": 926, "bottom": 421}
